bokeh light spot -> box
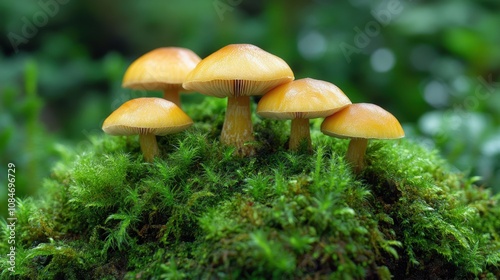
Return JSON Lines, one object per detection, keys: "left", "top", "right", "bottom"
{"left": 370, "top": 48, "right": 395, "bottom": 73}
{"left": 298, "top": 30, "right": 327, "bottom": 60}
{"left": 423, "top": 80, "right": 449, "bottom": 108}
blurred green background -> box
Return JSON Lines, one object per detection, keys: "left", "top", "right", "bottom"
{"left": 1, "top": 0, "right": 499, "bottom": 218}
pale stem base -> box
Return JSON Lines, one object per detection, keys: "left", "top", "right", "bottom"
{"left": 289, "top": 118, "right": 311, "bottom": 151}
{"left": 139, "top": 133, "right": 159, "bottom": 162}
{"left": 220, "top": 95, "right": 255, "bottom": 156}
{"left": 346, "top": 138, "right": 368, "bottom": 174}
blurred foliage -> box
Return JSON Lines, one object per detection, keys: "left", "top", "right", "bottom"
{"left": 0, "top": 0, "right": 499, "bottom": 218}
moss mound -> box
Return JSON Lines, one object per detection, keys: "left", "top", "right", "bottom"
{"left": 2, "top": 98, "right": 500, "bottom": 279}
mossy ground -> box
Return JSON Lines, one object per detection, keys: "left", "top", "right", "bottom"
{"left": 1, "top": 98, "right": 500, "bottom": 279}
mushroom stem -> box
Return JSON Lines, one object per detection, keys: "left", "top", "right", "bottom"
{"left": 220, "top": 95, "right": 255, "bottom": 156}
{"left": 346, "top": 138, "right": 368, "bottom": 174}
{"left": 289, "top": 118, "right": 311, "bottom": 151}
{"left": 163, "top": 88, "right": 181, "bottom": 107}
{"left": 139, "top": 133, "right": 159, "bottom": 162}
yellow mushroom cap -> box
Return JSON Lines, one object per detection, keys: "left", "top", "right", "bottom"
{"left": 122, "top": 47, "right": 201, "bottom": 91}
{"left": 257, "top": 78, "right": 351, "bottom": 120}
{"left": 321, "top": 103, "right": 405, "bottom": 139}
{"left": 182, "top": 44, "right": 294, "bottom": 97}
{"left": 102, "top": 98, "right": 193, "bottom": 136}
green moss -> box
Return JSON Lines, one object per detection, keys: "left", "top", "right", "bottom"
{"left": 1, "top": 98, "right": 499, "bottom": 279}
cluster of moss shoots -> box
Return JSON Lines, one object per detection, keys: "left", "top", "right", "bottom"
{"left": 2, "top": 44, "right": 500, "bottom": 279}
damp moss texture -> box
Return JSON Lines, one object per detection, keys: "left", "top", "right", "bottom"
{"left": 1, "top": 98, "right": 500, "bottom": 279}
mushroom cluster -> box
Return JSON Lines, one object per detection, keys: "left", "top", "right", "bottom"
{"left": 102, "top": 43, "right": 404, "bottom": 172}
{"left": 103, "top": 47, "right": 200, "bottom": 162}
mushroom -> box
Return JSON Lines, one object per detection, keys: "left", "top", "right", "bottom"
{"left": 257, "top": 78, "right": 351, "bottom": 151}
{"left": 183, "top": 44, "right": 294, "bottom": 156}
{"left": 320, "top": 103, "right": 404, "bottom": 174}
{"left": 102, "top": 97, "right": 193, "bottom": 162}
{"left": 122, "top": 47, "right": 201, "bottom": 107}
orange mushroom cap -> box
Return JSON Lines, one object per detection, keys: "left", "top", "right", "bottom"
{"left": 122, "top": 47, "right": 201, "bottom": 91}
{"left": 321, "top": 103, "right": 404, "bottom": 140}
{"left": 257, "top": 78, "right": 351, "bottom": 120}
{"left": 102, "top": 97, "right": 193, "bottom": 136}
{"left": 183, "top": 44, "right": 294, "bottom": 97}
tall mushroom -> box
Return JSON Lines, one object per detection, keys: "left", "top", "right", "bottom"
{"left": 102, "top": 98, "right": 193, "bottom": 162}
{"left": 320, "top": 103, "right": 404, "bottom": 174}
{"left": 122, "top": 47, "right": 201, "bottom": 107}
{"left": 183, "top": 44, "right": 294, "bottom": 156}
{"left": 257, "top": 78, "right": 351, "bottom": 151}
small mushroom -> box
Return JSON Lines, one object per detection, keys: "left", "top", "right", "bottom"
{"left": 257, "top": 78, "right": 351, "bottom": 151}
{"left": 102, "top": 98, "right": 193, "bottom": 162}
{"left": 122, "top": 47, "right": 201, "bottom": 107}
{"left": 183, "top": 44, "right": 294, "bottom": 156}
{"left": 321, "top": 103, "right": 404, "bottom": 174}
